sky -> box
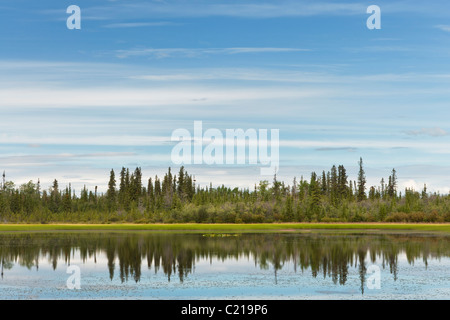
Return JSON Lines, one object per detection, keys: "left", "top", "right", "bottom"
{"left": 0, "top": 0, "right": 450, "bottom": 194}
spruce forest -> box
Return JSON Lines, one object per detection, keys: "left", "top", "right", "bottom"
{"left": 0, "top": 158, "right": 449, "bottom": 223}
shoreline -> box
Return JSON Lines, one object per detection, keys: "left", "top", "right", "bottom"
{"left": 0, "top": 222, "right": 449, "bottom": 232}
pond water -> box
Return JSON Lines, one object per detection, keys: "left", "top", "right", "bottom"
{"left": 0, "top": 231, "right": 449, "bottom": 300}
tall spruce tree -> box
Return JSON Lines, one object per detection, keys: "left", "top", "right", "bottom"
{"left": 107, "top": 169, "right": 116, "bottom": 209}
{"left": 330, "top": 165, "right": 338, "bottom": 204}
{"left": 337, "top": 165, "right": 348, "bottom": 200}
{"left": 50, "top": 179, "right": 60, "bottom": 213}
{"left": 357, "top": 157, "right": 367, "bottom": 201}
{"left": 308, "top": 172, "right": 321, "bottom": 220}
{"left": 388, "top": 168, "right": 397, "bottom": 198}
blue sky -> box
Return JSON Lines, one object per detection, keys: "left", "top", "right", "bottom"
{"left": 1, "top": 0, "right": 450, "bottom": 194}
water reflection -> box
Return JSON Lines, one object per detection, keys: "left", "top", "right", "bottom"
{"left": 0, "top": 232, "right": 448, "bottom": 293}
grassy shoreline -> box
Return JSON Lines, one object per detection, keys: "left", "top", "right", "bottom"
{"left": 0, "top": 223, "right": 449, "bottom": 232}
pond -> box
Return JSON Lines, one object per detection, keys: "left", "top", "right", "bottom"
{"left": 0, "top": 231, "right": 449, "bottom": 299}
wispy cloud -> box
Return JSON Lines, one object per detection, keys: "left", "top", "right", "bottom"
{"left": 280, "top": 139, "right": 450, "bottom": 154}
{"left": 315, "top": 147, "right": 357, "bottom": 152}
{"left": 39, "top": 0, "right": 450, "bottom": 23}
{"left": 37, "top": 0, "right": 450, "bottom": 24}
{"left": 102, "top": 21, "right": 180, "bottom": 28}
{"left": 435, "top": 24, "right": 450, "bottom": 32}
{"left": 4, "top": 60, "right": 450, "bottom": 89}
{"left": 224, "top": 48, "right": 310, "bottom": 54}
{"left": 404, "top": 127, "right": 448, "bottom": 137}
{"left": 0, "top": 134, "right": 171, "bottom": 146}
{"left": 58, "top": 1, "right": 367, "bottom": 21}
{"left": 346, "top": 46, "right": 413, "bottom": 53}
{"left": 129, "top": 68, "right": 335, "bottom": 83}
{"left": 0, "top": 152, "right": 137, "bottom": 164}
{"left": 115, "top": 47, "right": 309, "bottom": 59}
{"left": 0, "top": 86, "right": 324, "bottom": 108}
{"left": 3, "top": 135, "right": 449, "bottom": 154}
{"left": 131, "top": 69, "right": 450, "bottom": 83}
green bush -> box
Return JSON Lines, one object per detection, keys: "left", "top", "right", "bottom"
{"left": 385, "top": 212, "right": 409, "bottom": 222}
{"left": 409, "top": 212, "right": 425, "bottom": 222}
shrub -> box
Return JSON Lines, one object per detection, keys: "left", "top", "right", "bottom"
{"left": 408, "top": 212, "right": 424, "bottom": 222}
{"left": 444, "top": 211, "right": 450, "bottom": 222}
{"left": 385, "top": 212, "right": 409, "bottom": 222}
{"left": 425, "top": 210, "right": 439, "bottom": 222}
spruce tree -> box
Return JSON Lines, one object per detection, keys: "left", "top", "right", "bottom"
{"left": 357, "top": 157, "right": 367, "bottom": 201}
{"left": 321, "top": 170, "right": 327, "bottom": 195}
{"left": 119, "top": 167, "right": 126, "bottom": 206}
{"left": 337, "top": 165, "right": 348, "bottom": 200}
{"left": 308, "top": 172, "right": 321, "bottom": 220}
{"left": 107, "top": 169, "right": 116, "bottom": 210}
{"left": 50, "top": 179, "right": 60, "bottom": 213}
{"left": 133, "top": 167, "right": 142, "bottom": 200}
{"left": 387, "top": 169, "right": 397, "bottom": 198}
{"left": 330, "top": 165, "right": 338, "bottom": 205}
{"left": 177, "top": 166, "right": 185, "bottom": 199}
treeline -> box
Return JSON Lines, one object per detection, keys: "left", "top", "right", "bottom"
{"left": 0, "top": 158, "right": 449, "bottom": 223}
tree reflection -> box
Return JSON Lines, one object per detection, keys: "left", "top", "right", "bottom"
{"left": 0, "top": 232, "right": 448, "bottom": 293}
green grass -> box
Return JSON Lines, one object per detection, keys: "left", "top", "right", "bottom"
{"left": 0, "top": 223, "right": 449, "bottom": 232}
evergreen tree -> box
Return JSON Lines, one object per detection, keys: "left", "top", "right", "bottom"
{"left": 357, "top": 157, "right": 367, "bottom": 201}
{"left": 422, "top": 184, "right": 428, "bottom": 200}
{"left": 283, "top": 194, "right": 294, "bottom": 221}
{"left": 119, "top": 167, "right": 126, "bottom": 206}
{"left": 147, "top": 178, "right": 154, "bottom": 198}
{"left": 50, "top": 179, "right": 61, "bottom": 213}
{"left": 107, "top": 169, "right": 117, "bottom": 210}
{"left": 272, "top": 173, "right": 281, "bottom": 201}
{"left": 330, "top": 165, "right": 338, "bottom": 205}
{"left": 177, "top": 166, "right": 185, "bottom": 200}
{"left": 337, "top": 165, "right": 348, "bottom": 200}
{"left": 369, "top": 186, "right": 376, "bottom": 201}
{"left": 129, "top": 167, "right": 142, "bottom": 202}
{"left": 154, "top": 175, "right": 162, "bottom": 208}
{"left": 81, "top": 185, "right": 88, "bottom": 203}
{"left": 308, "top": 172, "right": 321, "bottom": 220}
{"left": 292, "top": 177, "right": 297, "bottom": 199}
{"left": 321, "top": 170, "right": 327, "bottom": 195}
{"left": 388, "top": 168, "right": 397, "bottom": 198}
{"left": 125, "top": 168, "right": 130, "bottom": 193}
{"left": 62, "top": 185, "right": 72, "bottom": 212}
{"left": 36, "top": 179, "right": 41, "bottom": 198}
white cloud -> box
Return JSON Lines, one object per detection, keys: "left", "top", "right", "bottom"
{"left": 2, "top": 133, "right": 450, "bottom": 155}
{"left": 4, "top": 60, "right": 450, "bottom": 91}
{"left": 404, "top": 127, "right": 448, "bottom": 137}
{"left": 0, "top": 134, "right": 171, "bottom": 146}
{"left": 129, "top": 69, "right": 335, "bottom": 83}
{"left": 53, "top": 1, "right": 367, "bottom": 21}
{"left": 399, "top": 179, "right": 421, "bottom": 191}
{"left": 224, "top": 47, "right": 310, "bottom": 54}
{"left": 42, "top": 0, "right": 450, "bottom": 22}
{"left": 115, "top": 47, "right": 308, "bottom": 59}
{"left": 131, "top": 70, "right": 450, "bottom": 84}
{"left": 0, "top": 86, "right": 325, "bottom": 108}
{"left": 279, "top": 139, "right": 450, "bottom": 154}
{"left": 0, "top": 153, "right": 138, "bottom": 167}
{"left": 102, "top": 21, "right": 180, "bottom": 28}
{"left": 435, "top": 24, "right": 450, "bottom": 32}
